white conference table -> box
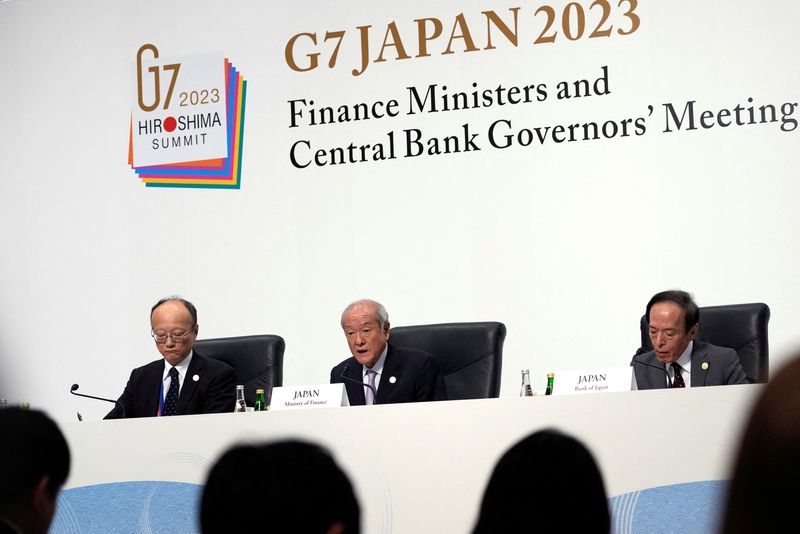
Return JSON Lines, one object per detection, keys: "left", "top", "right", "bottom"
{"left": 60, "top": 385, "right": 761, "bottom": 533}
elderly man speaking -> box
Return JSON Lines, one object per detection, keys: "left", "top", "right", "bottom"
{"left": 330, "top": 299, "right": 447, "bottom": 405}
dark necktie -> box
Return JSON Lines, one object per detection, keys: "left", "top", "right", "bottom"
{"left": 671, "top": 362, "right": 686, "bottom": 388}
{"left": 164, "top": 367, "right": 180, "bottom": 415}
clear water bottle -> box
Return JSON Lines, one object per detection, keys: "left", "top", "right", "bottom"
{"left": 520, "top": 370, "right": 534, "bottom": 397}
{"left": 234, "top": 385, "right": 247, "bottom": 412}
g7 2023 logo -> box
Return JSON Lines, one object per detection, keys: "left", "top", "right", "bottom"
{"left": 128, "top": 44, "right": 247, "bottom": 189}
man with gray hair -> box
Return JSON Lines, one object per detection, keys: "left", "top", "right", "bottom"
{"left": 330, "top": 299, "right": 447, "bottom": 405}
{"left": 105, "top": 296, "right": 236, "bottom": 418}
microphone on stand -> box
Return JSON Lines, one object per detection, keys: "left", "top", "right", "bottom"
{"left": 341, "top": 365, "right": 378, "bottom": 404}
{"left": 70, "top": 384, "right": 126, "bottom": 418}
{"left": 630, "top": 348, "right": 673, "bottom": 388}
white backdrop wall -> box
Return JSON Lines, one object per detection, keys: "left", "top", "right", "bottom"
{"left": 1, "top": 0, "right": 798, "bottom": 422}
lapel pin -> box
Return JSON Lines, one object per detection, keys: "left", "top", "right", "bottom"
{"left": 389, "top": 376, "right": 397, "bottom": 384}
{"left": 701, "top": 362, "right": 709, "bottom": 371}
{"left": 192, "top": 374, "right": 200, "bottom": 382}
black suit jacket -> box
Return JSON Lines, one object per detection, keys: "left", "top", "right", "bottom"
{"left": 105, "top": 352, "right": 236, "bottom": 418}
{"left": 330, "top": 344, "right": 448, "bottom": 405}
{"left": 632, "top": 340, "right": 749, "bottom": 389}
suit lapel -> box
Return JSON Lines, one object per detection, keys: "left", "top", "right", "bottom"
{"left": 376, "top": 346, "right": 401, "bottom": 403}
{"left": 177, "top": 354, "right": 204, "bottom": 414}
{"left": 347, "top": 361, "right": 366, "bottom": 406}
{"left": 651, "top": 365, "right": 667, "bottom": 388}
{"left": 642, "top": 352, "right": 667, "bottom": 389}
{"left": 142, "top": 361, "right": 164, "bottom": 416}
{"left": 691, "top": 342, "right": 709, "bottom": 387}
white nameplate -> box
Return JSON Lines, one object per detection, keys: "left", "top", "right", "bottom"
{"left": 550, "top": 367, "right": 632, "bottom": 395}
{"left": 270, "top": 383, "right": 349, "bottom": 411}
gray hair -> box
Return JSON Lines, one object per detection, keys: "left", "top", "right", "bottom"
{"left": 340, "top": 299, "right": 389, "bottom": 329}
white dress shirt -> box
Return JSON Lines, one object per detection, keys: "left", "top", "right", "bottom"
{"left": 162, "top": 350, "right": 193, "bottom": 400}
{"left": 362, "top": 345, "right": 388, "bottom": 393}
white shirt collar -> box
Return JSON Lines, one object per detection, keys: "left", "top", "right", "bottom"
{"left": 362, "top": 344, "right": 388, "bottom": 378}
{"left": 362, "top": 345, "right": 388, "bottom": 394}
{"left": 677, "top": 340, "right": 693, "bottom": 368}
{"left": 668, "top": 341, "right": 693, "bottom": 387}
{"left": 162, "top": 350, "right": 193, "bottom": 387}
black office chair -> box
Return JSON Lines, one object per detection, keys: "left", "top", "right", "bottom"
{"left": 639, "top": 303, "right": 770, "bottom": 383}
{"left": 389, "top": 322, "right": 506, "bottom": 399}
{"left": 194, "top": 335, "right": 285, "bottom": 405}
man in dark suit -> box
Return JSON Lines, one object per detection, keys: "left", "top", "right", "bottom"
{"left": 105, "top": 297, "right": 236, "bottom": 418}
{"left": 0, "top": 408, "right": 70, "bottom": 534}
{"left": 330, "top": 299, "right": 447, "bottom": 405}
{"left": 632, "top": 290, "right": 748, "bottom": 389}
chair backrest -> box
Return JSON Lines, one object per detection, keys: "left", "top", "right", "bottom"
{"left": 389, "top": 322, "right": 506, "bottom": 399}
{"left": 639, "top": 303, "right": 770, "bottom": 383}
{"left": 193, "top": 334, "right": 285, "bottom": 404}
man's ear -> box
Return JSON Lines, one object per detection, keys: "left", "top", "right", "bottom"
{"left": 383, "top": 321, "right": 391, "bottom": 339}
{"left": 688, "top": 323, "right": 698, "bottom": 340}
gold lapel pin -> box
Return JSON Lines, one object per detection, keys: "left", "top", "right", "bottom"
{"left": 701, "top": 362, "right": 709, "bottom": 371}
{"left": 192, "top": 374, "right": 200, "bottom": 382}
{"left": 389, "top": 376, "right": 397, "bottom": 384}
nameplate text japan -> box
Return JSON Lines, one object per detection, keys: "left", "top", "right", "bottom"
{"left": 270, "top": 383, "right": 349, "bottom": 411}
{"left": 551, "top": 366, "right": 632, "bottom": 395}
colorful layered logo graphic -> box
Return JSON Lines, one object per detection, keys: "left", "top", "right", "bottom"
{"left": 128, "top": 44, "right": 247, "bottom": 189}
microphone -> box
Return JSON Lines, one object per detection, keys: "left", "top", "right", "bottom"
{"left": 70, "top": 384, "right": 126, "bottom": 418}
{"left": 630, "top": 348, "right": 673, "bottom": 388}
{"left": 341, "top": 365, "right": 378, "bottom": 404}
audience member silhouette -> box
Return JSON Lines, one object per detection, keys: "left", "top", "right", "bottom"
{"left": 0, "top": 407, "right": 71, "bottom": 534}
{"left": 722, "top": 355, "right": 800, "bottom": 533}
{"left": 201, "top": 440, "right": 360, "bottom": 534}
{"left": 472, "top": 428, "right": 609, "bottom": 533}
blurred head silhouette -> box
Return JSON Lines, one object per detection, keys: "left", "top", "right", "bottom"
{"left": 201, "top": 440, "right": 360, "bottom": 534}
{"left": 722, "top": 355, "right": 800, "bottom": 533}
{"left": 472, "top": 428, "right": 609, "bottom": 534}
{"left": 0, "top": 407, "right": 71, "bottom": 534}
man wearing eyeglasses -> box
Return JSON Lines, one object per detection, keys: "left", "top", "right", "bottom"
{"left": 105, "top": 297, "right": 236, "bottom": 418}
